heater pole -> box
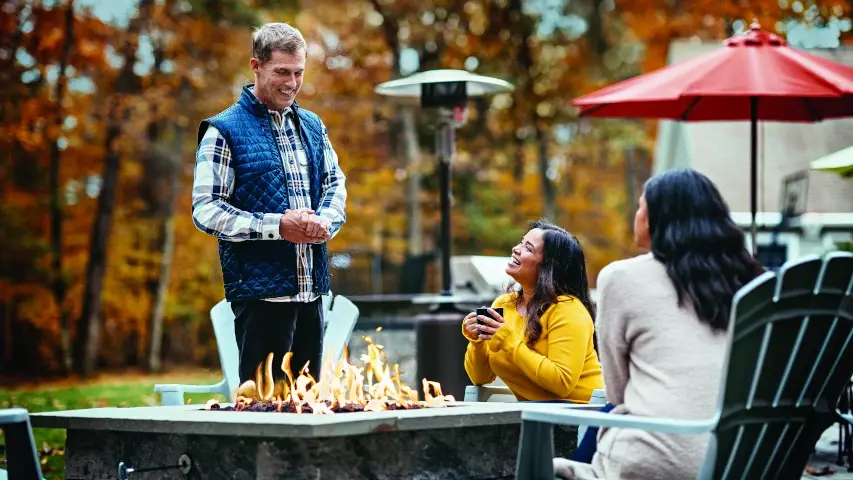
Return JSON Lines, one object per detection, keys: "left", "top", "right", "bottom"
{"left": 436, "top": 110, "right": 455, "bottom": 296}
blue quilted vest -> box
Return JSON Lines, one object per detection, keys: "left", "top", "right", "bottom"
{"left": 197, "top": 85, "right": 330, "bottom": 301}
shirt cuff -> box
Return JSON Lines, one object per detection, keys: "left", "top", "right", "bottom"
{"left": 317, "top": 210, "right": 339, "bottom": 237}
{"left": 489, "top": 326, "right": 513, "bottom": 353}
{"left": 261, "top": 213, "right": 282, "bottom": 240}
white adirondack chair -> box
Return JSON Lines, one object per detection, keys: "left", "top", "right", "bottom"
{"left": 515, "top": 252, "right": 853, "bottom": 480}
{"left": 154, "top": 293, "right": 360, "bottom": 406}
{"left": 0, "top": 408, "right": 43, "bottom": 480}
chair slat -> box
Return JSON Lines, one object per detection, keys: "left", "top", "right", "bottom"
{"left": 773, "top": 318, "right": 809, "bottom": 406}
{"left": 817, "top": 253, "right": 853, "bottom": 295}
{"left": 775, "top": 255, "right": 823, "bottom": 300}
{"left": 746, "top": 324, "right": 773, "bottom": 409}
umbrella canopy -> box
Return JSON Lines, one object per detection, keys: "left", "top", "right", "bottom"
{"left": 571, "top": 21, "right": 853, "bottom": 255}
{"left": 811, "top": 145, "right": 853, "bottom": 178}
{"left": 574, "top": 23, "right": 853, "bottom": 121}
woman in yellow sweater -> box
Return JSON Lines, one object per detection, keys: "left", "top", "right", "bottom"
{"left": 462, "top": 220, "right": 604, "bottom": 403}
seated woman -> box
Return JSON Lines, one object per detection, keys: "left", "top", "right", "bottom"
{"left": 554, "top": 169, "right": 764, "bottom": 479}
{"left": 462, "top": 219, "right": 604, "bottom": 403}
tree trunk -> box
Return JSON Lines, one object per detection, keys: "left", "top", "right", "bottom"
{"left": 74, "top": 0, "right": 152, "bottom": 376}
{"left": 0, "top": 0, "right": 26, "bottom": 84}
{"left": 535, "top": 125, "right": 556, "bottom": 221}
{"left": 624, "top": 146, "right": 636, "bottom": 227}
{"left": 49, "top": 0, "right": 75, "bottom": 374}
{"left": 369, "top": 0, "right": 424, "bottom": 260}
{"left": 401, "top": 107, "right": 423, "bottom": 256}
{"left": 509, "top": 0, "right": 557, "bottom": 220}
{"left": 145, "top": 199, "right": 176, "bottom": 372}
{"left": 146, "top": 78, "right": 189, "bottom": 372}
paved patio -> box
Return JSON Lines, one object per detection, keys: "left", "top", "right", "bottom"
{"left": 805, "top": 424, "right": 853, "bottom": 479}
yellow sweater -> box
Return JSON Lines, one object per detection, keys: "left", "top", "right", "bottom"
{"left": 463, "top": 293, "right": 604, "bottom": 403}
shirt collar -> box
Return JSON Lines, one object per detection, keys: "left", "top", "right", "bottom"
{"left": 243, "top": 84, "right": 298, "bottom": 118}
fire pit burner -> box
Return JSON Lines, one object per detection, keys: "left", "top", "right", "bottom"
{"left": 208, "top": 400, "right": 423, "bottom": 414}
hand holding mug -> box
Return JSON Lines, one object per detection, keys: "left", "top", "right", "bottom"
{"left": 462, "top": 312, "right": 481, "bottom": 341}
{"left": 476, "top": 307, "right": 504, "bottom": 341}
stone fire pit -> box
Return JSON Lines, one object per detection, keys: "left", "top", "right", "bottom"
{"left": 31, "top": 402, "right": 583, "bottom": 479}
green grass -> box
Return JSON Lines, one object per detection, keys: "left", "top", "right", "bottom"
{"left": 0, "top": 370, "right": 226, "bottom": 479}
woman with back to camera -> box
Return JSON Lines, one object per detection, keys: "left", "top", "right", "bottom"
{"left": 554, "top": 169, "right": 764, "bottom": 479}
{"left": 461, "top": 219, "right": 605, "bottom": 404}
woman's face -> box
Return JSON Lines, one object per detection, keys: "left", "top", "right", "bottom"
{"left": 634, "top": 193, "right": 651, "bottom": 250}
{"left": 506, "top": 228, "right": 545, "bottom": 287}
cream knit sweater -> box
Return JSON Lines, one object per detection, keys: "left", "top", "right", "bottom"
{"left": 556, "top": 253, "right": 728, "bottom": 479}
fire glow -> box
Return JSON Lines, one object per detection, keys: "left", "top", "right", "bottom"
{"left": 205, "top": 337, "right": 455, "bottom": 414}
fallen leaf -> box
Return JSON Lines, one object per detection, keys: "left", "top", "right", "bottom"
{"left": 806, "top": 466, "right": 835, "bottom": 476}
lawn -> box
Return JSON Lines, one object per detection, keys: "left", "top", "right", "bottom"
{"left": 0, "top": 369, "right": 226, "bottom": 479}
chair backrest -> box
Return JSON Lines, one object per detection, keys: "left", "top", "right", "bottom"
{"left": 212, "top": 295, "right": 340, "bottom": 400}
{"left": 700, "top": 252, "right": 853, "bottom": 480}
{"left": 322, "top": 292, "right": 333, "bottom": 316}
{"left": 322, "top": 294, "right": 360, "bottom": 366}
{"left": 0, "top": 408, "right": 43, "bottom": 480}
{"left": 210, "top": 299, "right": 240, "bottom": 401}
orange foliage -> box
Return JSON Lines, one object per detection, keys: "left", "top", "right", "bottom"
{"left": 4, "top": 0, "right": 852, "bottom": 374}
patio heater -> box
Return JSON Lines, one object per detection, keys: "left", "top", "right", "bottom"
{"left": 375, "top": 70, "right": 514, "bottom": 297}
{"left": 375, "top": 70, "right": 514, "bottom": 400}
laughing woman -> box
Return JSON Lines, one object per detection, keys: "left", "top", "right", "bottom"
{"left": 462, "top": 220, "right": 604, "bottom": 403}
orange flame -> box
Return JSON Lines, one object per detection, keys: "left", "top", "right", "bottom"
{"left": 208, "top": 337, "right": 455, "bottom": 414}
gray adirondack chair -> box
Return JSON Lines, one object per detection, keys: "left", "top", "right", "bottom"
{"left": 0, "top": 408, "right": 43, "bottom": 480}
{"left": 515, "top": 251, "right": 853, "bottom": 480}
{"left": 154, "top": 293, "right": 359, "bottom": 406}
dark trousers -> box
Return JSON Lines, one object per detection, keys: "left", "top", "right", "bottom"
{"left": 571, "top": 402, "right": 616, "bottom": 463}
{"left": 230, "top": 299, "right": 324, "bottom": 384}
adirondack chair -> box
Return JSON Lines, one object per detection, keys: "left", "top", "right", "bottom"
{"left": 0, "top": 408, "right": 43, "bottom": 480}
{"left": 154, "top": 293, "right": 360, "bottom": 406}
{"left": 515, "top": 251, "right": 853, "bottom": 480}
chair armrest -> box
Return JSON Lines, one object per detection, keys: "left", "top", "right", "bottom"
{"left": 521, "top": 406, "right": 716, "bottom": 435}
{"left": 464, "top": 384, "right": 517, "bottom": 403}
{"left": 154, "top": 380, "right": 227, "bottom": 394}
{"left": 0, "top": 408, "right": 30, "bottom": 424}
{"left": 154, "top": 380, "right": 228, "bottom": 406}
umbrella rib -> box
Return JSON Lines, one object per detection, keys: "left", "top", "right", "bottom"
{"left": 778, "top": 48, "right": 850, "bottom": 96}
{"left": 679, "top": 97, "right": 702, "bottom": 121}
{"left": 803, "top": 98, "right": 822, "bottom": 122}
{"left": 579, "top": 103, "right": 607, "bottom": 117}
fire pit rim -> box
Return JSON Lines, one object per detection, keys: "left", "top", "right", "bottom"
{"left": 30, "top": 402, "right": 532, "bottom": 439}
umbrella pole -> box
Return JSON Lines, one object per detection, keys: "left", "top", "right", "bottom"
{"left": 750, "top": 97, "right": 758, "bottom": 258}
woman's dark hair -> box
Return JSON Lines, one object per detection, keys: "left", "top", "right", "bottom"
{"left": 507, "top": 219, "right": 596, "bottom": 347}
{"left": 644, "top": 169, "right": 764, "bottom": 331}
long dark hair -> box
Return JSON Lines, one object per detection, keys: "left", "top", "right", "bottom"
{"left": 507, "top": 219, "right": 596, "bottom": 347}
{"left": 644, "top": 169, "right": 764, "bottom": 331}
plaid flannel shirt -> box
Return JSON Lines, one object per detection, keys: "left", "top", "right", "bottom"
{"left": 192, "top": 95, "right": 347, "bottom": 303}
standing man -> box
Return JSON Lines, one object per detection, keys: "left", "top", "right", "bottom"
{"left": 192, "top": 23, "right": 347, "bottom": 384}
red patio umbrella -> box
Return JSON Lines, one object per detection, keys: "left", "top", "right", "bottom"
{"left": 573, "top": 21, "right": 853, "bottom": 255}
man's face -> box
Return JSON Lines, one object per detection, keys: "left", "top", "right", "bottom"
{"left": 250, "top": 49, "right": 305, "bottom": 111}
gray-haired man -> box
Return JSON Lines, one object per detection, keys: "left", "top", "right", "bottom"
{"left": 192, "top": 23, "right": 347, "bottom": 384}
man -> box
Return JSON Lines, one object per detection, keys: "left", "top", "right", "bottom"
{"left": 192, "top": 22, "right": 347, "bottom": 384}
